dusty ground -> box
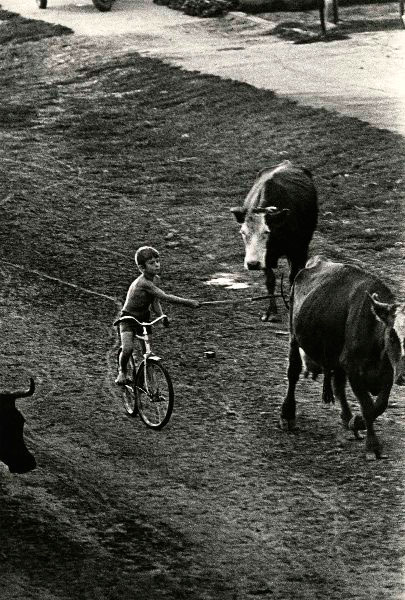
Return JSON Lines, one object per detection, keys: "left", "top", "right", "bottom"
{"left": 0, "top": 9, "right": 404, "bottom": 600}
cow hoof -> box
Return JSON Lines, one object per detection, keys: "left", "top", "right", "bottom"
{"left": 268, "top": 314, "right": 281, "bottom": 323}
{"left": 348, "top": 415, "right": 366, "bottom": 432}
{"left": 365, "top": 448, "right": 387, "bottom": 461}
{"left": 278, "top": 417, "right": 296, "bottom": 431}
{"left": 365, "top": 439, "right": 384, "bottom": 460}
{"left": 366, "top": 452, "right": 377, "bottom": 462}
{"left": 261, "top": 313, "right": 281, "bottom": 323}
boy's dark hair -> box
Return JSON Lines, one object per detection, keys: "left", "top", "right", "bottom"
{"left": 135, "top": 246, "right": 160, "bottom": 268}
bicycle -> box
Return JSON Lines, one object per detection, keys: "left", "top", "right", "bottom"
{"left": 114, "top": 314, "right": 174, "bottom": 430}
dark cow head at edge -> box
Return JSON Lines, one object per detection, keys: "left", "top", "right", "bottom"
{"left": 0, "top": 378, "right": 36, "bottom": 474}
{"left": 368, "top": 293, "right": 405, "bottom": 386}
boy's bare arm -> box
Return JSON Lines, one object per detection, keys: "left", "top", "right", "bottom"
{"left": 145, "top": 279, "right": 199, "bottom": 307}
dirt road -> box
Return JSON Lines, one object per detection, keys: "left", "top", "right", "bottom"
{"left": 0, "top": 8, "right": 404, "bottom": 600}
{"left": 1, "top": 0, "right": 405, "bottom": 134}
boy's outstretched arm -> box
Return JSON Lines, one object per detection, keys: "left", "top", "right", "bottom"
{"left": 146, "top": 280, "right": 200, "bottom": 308}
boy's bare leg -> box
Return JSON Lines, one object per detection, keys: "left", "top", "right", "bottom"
{"left": 115, "top": 331, "right": 134, "bottom": 385}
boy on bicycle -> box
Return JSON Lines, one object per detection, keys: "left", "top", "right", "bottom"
{"left": 115, "top": 246, "right": 200, "bottom": 385}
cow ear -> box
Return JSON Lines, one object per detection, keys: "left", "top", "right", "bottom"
{"left": 367, "top": 293, "right": 397, "bottom": 325}
{"left": 264, "top": 207, "right": 290, "bottom": 227}
{"left": 230, "top": 207, "right": 246, "bottom": 224}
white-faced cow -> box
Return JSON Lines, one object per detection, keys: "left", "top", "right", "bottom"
{"left": 0, "top": 378, "right": 36, "bottom": 474}
{"left": 281, "top": 256, "right": 405, "bottom": 460}
{"left": 231, "top": 160, "right": 318, "bottom": 322}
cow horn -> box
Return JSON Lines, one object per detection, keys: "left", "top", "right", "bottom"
{"left": 367, "top": 292, "right": 392, "bottom": 310}
{"left": 19, "top": 377, "right": 35, "bottom": 398}
{"left": 367, "top": 292, "right": 398, "bottom": 325}
{"left": 368, "top": 292, "right": 381, "bottom": 304}
{"left": 263, "top": 207, "right": 291, "bottom": 220}
{"left": 252, "top": 206, "right": 278, "bottom": 215}
{"left": 0, "top": 378, "right": 35, "bottom": 401}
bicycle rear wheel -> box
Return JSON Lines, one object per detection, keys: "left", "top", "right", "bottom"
{"left": 117, "top": 350, "right": 137, "bottom": 416}
{"left": 135, "top": 360, "right": 174, "bottom": 430}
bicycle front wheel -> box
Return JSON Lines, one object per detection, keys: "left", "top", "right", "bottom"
{"left": 135, "top": 360, "right": 174, "bottom": 430}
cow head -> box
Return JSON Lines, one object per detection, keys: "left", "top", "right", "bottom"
{"left": 231, "top": 206, "right": 290, "bottom": 270}
{"left": 369, "top": 293, "right": 405, "bottom": 386}
{"left": 0, "top": 378, "right": 36, "bottom": 474}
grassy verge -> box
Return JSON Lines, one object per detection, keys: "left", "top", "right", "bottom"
{"left": 0, "top": 7, "right": 72, "bottom": 45}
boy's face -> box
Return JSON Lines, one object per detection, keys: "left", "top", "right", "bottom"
{"left": 142, "top": 257, "right": 161, "bottom": 276}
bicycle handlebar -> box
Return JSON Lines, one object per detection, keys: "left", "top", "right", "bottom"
{"left": 115, "top": 314, "right": 168, "bottom": 328}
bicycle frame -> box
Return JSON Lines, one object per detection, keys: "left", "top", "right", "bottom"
{"left": 135, "top": 321, "right": 165, "bottom": 394}
{"left": 115, "top": 314, "right": 167, "bottom": 392}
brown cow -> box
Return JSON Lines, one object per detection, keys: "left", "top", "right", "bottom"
{"left": 281, "top": 256, "right": 405, "bottom": 459}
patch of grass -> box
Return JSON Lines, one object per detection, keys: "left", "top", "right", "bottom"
{"left": 0, "top": 8, "right": 72, "bottom": 45}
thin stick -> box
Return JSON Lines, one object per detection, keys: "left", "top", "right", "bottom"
{"left": 201, "top": 295, "right": 274, "bottom": 306}
{"left": 201, "top": 300, "right": 241, "bottom": 305}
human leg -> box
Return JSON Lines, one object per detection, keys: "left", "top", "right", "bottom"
{"left": 115, "top": 330, "right": 134, "bottom": 385}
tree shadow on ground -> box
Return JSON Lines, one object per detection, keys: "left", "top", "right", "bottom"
{"left": 269, "top": 16, "right": 402, "bottom": 43}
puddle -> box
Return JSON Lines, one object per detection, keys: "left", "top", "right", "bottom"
{"left": 205, "top": 272, "right": 251, "bottom": 290}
